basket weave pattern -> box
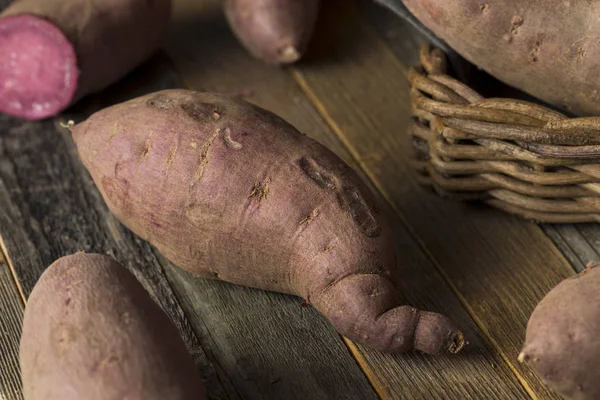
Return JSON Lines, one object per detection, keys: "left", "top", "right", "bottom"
{"left": 408, "top": 45, "right": 600, "bottom": 223}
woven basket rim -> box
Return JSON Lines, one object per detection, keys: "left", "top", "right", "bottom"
{"left": 408, "top": 44, "right": 600, "bottom": 224}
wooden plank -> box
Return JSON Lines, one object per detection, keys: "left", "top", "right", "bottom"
{"left": 0, "top": 251, "right": 23, "bottom": 400}
{"left": 0, "top": 56, "right": 231, "bottom": 400}
{"left": 163, "top": 260, "right": 378, "bottom": 400}
{"left": 286, "top": 1, "right": 575, "bottom": 398}
{"left": 543, "top": 224, "right": 600, "bottom": 273}
{"left": 165, "top": 1, "right": 533, "bottom": 399}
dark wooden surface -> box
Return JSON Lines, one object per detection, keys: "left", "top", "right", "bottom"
{"left": 0, "top": 251, "right": 23, "bottom": 399}
{"left": 0, "top": 0, "right": 597, "bottom": 399}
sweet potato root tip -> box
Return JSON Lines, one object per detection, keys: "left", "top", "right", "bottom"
{"left": 448, "top": 331, "right": 466, "bottom": 354}
{"left": 278, "top": 45, "right": 301, "bottom": 64}
{"left": 0, "top": 14, "right": 78, "bottom": 120}
{"left": 224, "top": 0, "right": 320, "bottom": 65}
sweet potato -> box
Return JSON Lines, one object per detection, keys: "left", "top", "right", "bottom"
{"left": 519, "top": 263, "right": 600, "bottom": 400}
{"left": 402, "top": 0, "right": 600, "bottom": 116}
{"left": 20, "top": 253, "right": 206, "bottom": 400}
{"left": 0, "top": 0, "right": 171, "bottom": 120}
{"left": 70, "top": 89, "right": 465, "bottom": 355}
{"left": 224, "top": 0, "right": 320, "bottom": 65}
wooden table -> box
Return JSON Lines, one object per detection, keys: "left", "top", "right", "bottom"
{"left": 0, "top": 1, "right": 594, "bottom": 399}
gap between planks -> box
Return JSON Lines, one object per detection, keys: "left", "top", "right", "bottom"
{"left": 0, "top": 238, "right": 26, "bottom": 306}
{"left": 286, "top": 5, "right": 574, "bottom": 399}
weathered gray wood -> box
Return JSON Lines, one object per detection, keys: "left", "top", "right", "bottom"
{"left": 0, "top": 252, "right": 23, "bottom": 400}
{"left": 0, "top": 56, "right": 231, "bottom": 400}
{"left": 543, "top": 224, "right": 600, "bottom": 273}
{"left": 162, "top": 258, "right": 379, "bottom": 400}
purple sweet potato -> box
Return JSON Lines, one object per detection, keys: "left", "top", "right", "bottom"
{"left": 224, "top": 0, "right": 320, "bottom": 65}
{"left": 20, "top": 253, "right": 206, "bottom": 400}
{"left": 519, "top": 263, "right": 600, "bottom": 400}
{"left": 403, "top": 0, "right": 600, "bottom": 116}
{"left": 69, "top": 89, "right": 465, "bottom": 355}
{"left": 0, "top": 0, "right": 171, "bottom": 120}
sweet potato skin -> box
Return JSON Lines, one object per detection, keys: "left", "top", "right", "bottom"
{"left": 73, "top": 90, "right": 393, "bottom": 296}
{"left": 71, "top": 89, "right": 464, "bottom": 354}
{"left": 224, "top": 0, "right": 320, "bottom": 64}
{"left": 20, "top": 253, "right": 206, "bottom": 400}
{"left": 519, "top": 264, "right": 600, "bottom": 400}
{"left": 1, "top": 0, "right": 171, "bottom": 113}
{"left": 403, "top": 0, "right": 600, "bottom": 116}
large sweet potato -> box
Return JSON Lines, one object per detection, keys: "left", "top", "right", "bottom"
{"left": 0, "top": 0, "right": 171, "bottom": 120}
{"left": 70, "top": 89, "right": 465, "bottom": 355}
{"left": 402, "top": 0, "right": 600, "bottom": 116}
{"left": 20, "top": 253, "right": 206, "bottom": 400}
{"left": 519, "top": 263, "right": 600, "bottom": 400}
{"left": 224, "top": 0, "right": 320, "bottom": 65}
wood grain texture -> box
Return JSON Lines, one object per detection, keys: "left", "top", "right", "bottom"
{"left": 165, "top": 1, "right": 533, "bottom": 398}
{"left": 0, "top": 251, "right": 23, "bottom": 400}
{"left": 287, "top": 1, "right": 574, "bottom": 398}
{"left": 543, "top": 224, "right": 600, "bottom": 273}
{"left": 163, "top": 260, "right": 378, "bottom": 400}
{"left": 0, "top": 56, "right": 231, "bottom": 400}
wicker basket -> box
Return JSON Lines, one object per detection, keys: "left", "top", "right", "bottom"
{"left": 408, "top": 44, "right": 600, "bottom": 224}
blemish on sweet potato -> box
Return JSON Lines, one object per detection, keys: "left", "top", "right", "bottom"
{"left": 101, "top": 176, "right": 131, "bottom": 213}
{"left": 193, "top": 130, "right": 219, "bottom": 181}
{"left": 166, "top": 145, "right": 178, "bottom": 168}
{"left": 510, "top": 16, "right": 523, "bottom": 35}
{"left": 140, "top": 139, "right": 151, "bottom": 161}
{"left": 248, "top": 178, "right": 271, "bottom": 203}
{"left": 324, "top": 241, "right": 336, "bottom": 252}
{"left": 181, "top": 102, "right": 216, "bottom": 121}
{"left": 97, "top": 354, "right": 120, "bottom": 370}
{"left": 480, "top": 4, "right": 489, "bottom": 12}
{"left": 51, "top": 324, "right": 77, "bottom": 347}
{"left": 147, "top": 93, "right": 175, "bottom": 109}
{"left": 298, "top": 156, "right": 379, "bottom": 236}
{"left": 107, "top": 122, "right": 119, "bottom": 143}
{"left": 299, "top": 209, "right": 320, "bottom": 227}
{"left": 529, "top": 38, "right": 543, "bottom": 62}
{"left": 298, "top": 156, "right": 337, "bottom": 190}
{"left": 337, "top": 187, "right": 381, "bottom": 238}
{"left": 220, "top": 127, "right": 242, "bottom": 149}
